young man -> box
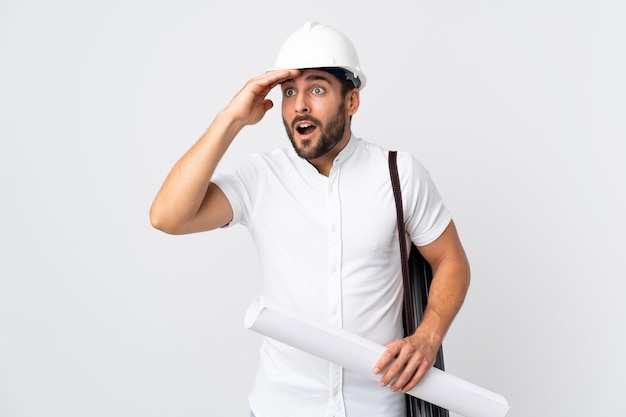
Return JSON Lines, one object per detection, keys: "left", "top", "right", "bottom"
{"left": 150, "top": 22, "right": 470, "bottom": 417}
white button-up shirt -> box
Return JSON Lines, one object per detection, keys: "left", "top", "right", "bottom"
{"left": 213, "top": 136, "right": 451, "bottom": 417}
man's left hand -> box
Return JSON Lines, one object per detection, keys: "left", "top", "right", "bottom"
{"left": 372, "top": 329, "right": 440, "bottom": 393}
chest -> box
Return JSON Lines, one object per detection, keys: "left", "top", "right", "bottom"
{"left": 249, "top": 161, "right": 399, "bottom": 261}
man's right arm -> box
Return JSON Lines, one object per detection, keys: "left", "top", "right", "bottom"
{"left": 149, "top": 69, "right": 300, "bottom": 235}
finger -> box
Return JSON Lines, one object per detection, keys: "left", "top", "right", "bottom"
{"left": 399, "top": 359, "right": 431, "bottom": 393}
{"left": 254, "top": 69, "right": 300, "bottom": 91}
{"left": 372, "top": 341, "right": 403, "bottom": 376}
{"left": 385, "top": 352, "right": 421, "bottom": 391}
{"left": 268, "top": 69, "right": 300, "bottom": 86}
{"left": 390, "top": 355, "right": 421, "bottom": 392}
{"left": 378, "top": 344, "right": 416, "bottom": 388}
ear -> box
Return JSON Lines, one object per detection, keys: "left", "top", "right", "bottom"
{"left": 346, "top": 89, "right": 360, "bottom": 116}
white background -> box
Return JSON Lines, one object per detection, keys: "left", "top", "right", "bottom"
{"left": 1, "top": 1, "right": 625, "bottom": 416}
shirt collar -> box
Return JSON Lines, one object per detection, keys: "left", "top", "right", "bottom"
{"left": 332, "top": 133, "right": 358, "bottom": 166}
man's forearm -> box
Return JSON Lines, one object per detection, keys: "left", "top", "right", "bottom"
{"left": 149, "top": 111, "right": 243, "bottom": 233}
{"left": 413, "top": 258, "right": 470, "bottom": 344}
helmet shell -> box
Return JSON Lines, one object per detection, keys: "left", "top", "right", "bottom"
{"left": 273, "top": 22, "right": 367, "bottom": 90}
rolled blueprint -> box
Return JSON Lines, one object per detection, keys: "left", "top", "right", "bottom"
{"left": 244, "top": 296, "right": 509, "bottom": 417}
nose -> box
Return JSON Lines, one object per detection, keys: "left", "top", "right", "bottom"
{"left": 294, "top": 93, "right": 309, "bottom": 113}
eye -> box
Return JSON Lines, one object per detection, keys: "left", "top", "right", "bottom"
{"left": 312, "top": 86, "right": 325, "bottom": 94}
{"left": 284, "top": 88, "right": 296, "bottom": 97}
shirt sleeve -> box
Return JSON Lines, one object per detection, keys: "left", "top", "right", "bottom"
{"left": 397, "top": 151, "right": 452, "bottom": 246}
{"left": 211, "top": 155, "right": 260, "bottom": 228}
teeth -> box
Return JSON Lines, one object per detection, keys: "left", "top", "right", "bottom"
{"left": 299, "top": 123, "right": 312, "bottom": 128}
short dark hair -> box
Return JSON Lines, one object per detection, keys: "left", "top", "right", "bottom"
{"left": 316, "top": 67, "right": 360, "bottom": 95}
{"left": 338, "top": 77, "right": 357, "bottom": 96}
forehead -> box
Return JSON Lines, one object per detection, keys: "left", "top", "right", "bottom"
{"left": 282, "top": 69, "right": 340, "bottom": 87}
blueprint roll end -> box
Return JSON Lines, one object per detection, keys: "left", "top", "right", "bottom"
{"left": 244, "top": 295, "right": 266, "bottom": 329}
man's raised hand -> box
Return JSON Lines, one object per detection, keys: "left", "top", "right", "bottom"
{"left": 223, "top": 69, "right": 300, "bottom": 128}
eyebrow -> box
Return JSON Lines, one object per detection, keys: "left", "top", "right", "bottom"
{"left": 304, "top": 74, "right": 332, "bottom": 83}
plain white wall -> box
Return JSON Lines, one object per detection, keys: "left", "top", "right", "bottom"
{"left": 1, "top": 1, "right": 625, "bottom": 416}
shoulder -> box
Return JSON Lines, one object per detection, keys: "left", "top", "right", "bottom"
{"left": 346, "top": 138, "right": 433, "bottom": 183}
{"left": 365, "top": 141, "right": 429, "bottom": 180}
{"left": 355, "top": 137, "right": 426, "bottom": 167}
{"left": 244, "top": 147, "right": 293, "bottom": 164}
{"left": 349, "top": 137, "right": 391, "bottom": 167}
{"left": 224, "top": 147, "right": 296, "bottom": 175}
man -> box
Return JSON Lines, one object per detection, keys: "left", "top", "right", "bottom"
{"left": 150, "top": 22, "right": 470, "bottom": 417}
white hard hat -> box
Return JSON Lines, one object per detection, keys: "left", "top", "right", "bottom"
{"left": 273, "top": 22, "right": 367, "bottom": 90}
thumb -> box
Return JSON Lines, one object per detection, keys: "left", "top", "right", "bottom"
{"left": 263, "top": 99, "right": 274, "bottom": 112}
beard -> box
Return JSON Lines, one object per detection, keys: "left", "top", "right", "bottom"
{"left": 283, "top": 102, "right": 347, "bottom": 160}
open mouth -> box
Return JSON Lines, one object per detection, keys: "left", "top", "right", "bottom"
{"left": 295, "top": 122, "right": 317, "bottom": 136}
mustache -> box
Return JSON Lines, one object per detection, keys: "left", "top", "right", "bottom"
{"left": 290, "top": 115, "right": 322, "bottom": 130}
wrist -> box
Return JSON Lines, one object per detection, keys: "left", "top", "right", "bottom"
{"left": 208, "top": 109, "right": 247, "bottom": 143}
{"left": 216, "top": 108, "right": 246, "bottom": 131}
{"left": 412, "top": 317, "right": 445, "bottom": 346}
